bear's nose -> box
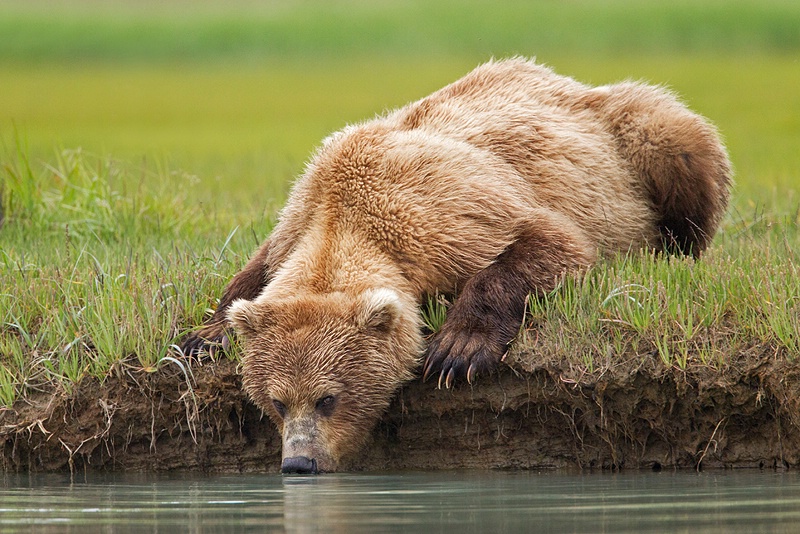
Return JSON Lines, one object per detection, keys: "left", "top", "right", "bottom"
{"left": 281, "top": 456, "right": 318, "bottom": 474}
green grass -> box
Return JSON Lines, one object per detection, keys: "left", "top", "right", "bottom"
{"left": 0, "top": 148, "right": 270, "bottom": 400}
{"left": 1, "top": 0, "right": 799, "bottom": 406}
{"left": 520, "top": 240, "right": 800, "bottom": 374}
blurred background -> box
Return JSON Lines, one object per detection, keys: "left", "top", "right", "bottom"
{"left": 1, "top": 0, "right": 799, "bottom": 216}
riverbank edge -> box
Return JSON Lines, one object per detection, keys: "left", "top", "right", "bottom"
{"left": 1, "top": 344, "right": 798, "bottom": 473}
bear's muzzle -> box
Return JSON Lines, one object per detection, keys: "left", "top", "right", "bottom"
{"left": 281, "top": 413, "right": 335, "bottom": 473}
{"left": 281, "top": 456, "right": 318, "bottom": 475}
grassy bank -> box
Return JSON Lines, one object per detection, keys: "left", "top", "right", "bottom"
{"left": 1, "top": 1, "right": 799, "bottom": 408}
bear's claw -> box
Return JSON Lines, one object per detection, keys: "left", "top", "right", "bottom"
{"left": 466, "top": 363, "right": 477, "bottom": 385}
{"left": 423, "top": 327, "right": 505, "bottom": 388}
{"left": 179, "top": 321, "right": 231, "bottom": 357}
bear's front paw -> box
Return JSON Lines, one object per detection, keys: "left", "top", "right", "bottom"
{"left": 422, "top": 321, "right": 508, "bottom": 388}
{"left": 179, "top": 321, "right": 231, "bottom": 358}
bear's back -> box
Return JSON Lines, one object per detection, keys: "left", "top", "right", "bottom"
{"left": 383, "top": 58, "right": 659, "bottom": 252}
{"left": 271, "top": 59, "right": 701, "bottom": 296}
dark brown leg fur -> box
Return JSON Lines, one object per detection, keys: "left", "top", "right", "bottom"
{"left": 422, "top": 218, "right": 594, "bottom": 388}
{"left": 656, "top": 150, "right": 731, "bottom": 258}
{"left": 180, "top": 238, "right": 272, "bottom": 356}
{"left": 597, "top": 84, "right": 732, "bottom": 258}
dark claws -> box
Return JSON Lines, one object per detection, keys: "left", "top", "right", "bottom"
{"left": 423, "top": 336, "right": 449, "bottom": 382}
{"left": 178, "top": 323, "right": 231, "bottom": 358}
{"left": 436, "top": 367, "right": 457, "bottom": 389}
{"left": 207, "top": 334, "right": 231, "bottom": 359}
{"left": 182, "top": 336, "right": 201, "bottom": 356}
{"left": 423, "top": 328, "right": 505, "bottom": 388}
{"left": 422, "top": 358, "right": 432, "bottom": 382}
{"left": 422, "top": 351, "right": 436, "bottom": 382}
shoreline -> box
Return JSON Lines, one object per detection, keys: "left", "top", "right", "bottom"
{"left": 2, "top": 345, "right": 797, "bottom": 474}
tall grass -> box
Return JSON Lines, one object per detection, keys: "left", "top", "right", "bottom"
{"left": 0, "top": 148, "right": 270, "bottom": 404}
{"left": 2, "top": 147, "right": 196, "bottom": 239}
{"left": 523, "top": 232, "right": 799, "bottom": 374}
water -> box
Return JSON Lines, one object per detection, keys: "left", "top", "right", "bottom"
{"left": 2, "top": 470, "right": 799, "bottom": 533}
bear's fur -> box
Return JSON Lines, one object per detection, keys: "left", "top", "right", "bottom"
{"left": 181, "top": 58, "right": 731, "bottom": 473}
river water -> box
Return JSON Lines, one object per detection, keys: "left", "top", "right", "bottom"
{"left": 1, "top": 470, "right": 798, "bottom": 533}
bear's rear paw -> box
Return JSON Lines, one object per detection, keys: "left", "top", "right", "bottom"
{"left": 179, "top": 321, "right": 232, "bottom": 358}
{"left": 422, "top": 320, "right": 508, "bottom": 388}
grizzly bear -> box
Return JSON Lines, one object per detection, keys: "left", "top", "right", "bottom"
{"left": 181, "top": 58, "right": 731, "bottom": 474}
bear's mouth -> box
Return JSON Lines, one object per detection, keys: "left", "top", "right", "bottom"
{"left": 281, "top": 456, "right": 319, "bottom": 475}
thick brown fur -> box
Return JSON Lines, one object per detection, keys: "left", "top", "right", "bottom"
{"left": 180, "top": 58, "right": 732, "bottom": 472}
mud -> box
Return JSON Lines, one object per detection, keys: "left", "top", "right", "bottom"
{"left": 2, "top": 345, "right": 800, "bottom": 473}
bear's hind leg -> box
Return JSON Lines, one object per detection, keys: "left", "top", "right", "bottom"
{"left": 654, "top": 147, "right": 731, "bottom": 257}
{"left": 180, "top": 238, "right": 272, "bottom": 356}
{"left": 422, "top": 214, "right": 594, "bottom": 388}
{"left": 599, "top": 83, "right": 732, "bottom": 257}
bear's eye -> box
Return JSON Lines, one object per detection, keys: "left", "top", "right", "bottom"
{"left": 272, "top": 399, "right": 287, "bottom": 418}
{"left": 315, "top": 395, "right": 336, "bottom": 417}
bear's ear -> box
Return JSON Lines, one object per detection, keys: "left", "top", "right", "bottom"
{"left": 356, "top": 288, "right": 402, "bottom": 334}
{"left": 227, "top": 298, "right": 268, "bottom": 339}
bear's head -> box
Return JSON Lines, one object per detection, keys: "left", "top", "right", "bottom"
{"left": 228, "top": 288, "right": 421, "bottom": 473}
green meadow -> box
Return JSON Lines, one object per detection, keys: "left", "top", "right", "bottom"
{"left": 1, "top": 1, "right": 799, "bottom": 405}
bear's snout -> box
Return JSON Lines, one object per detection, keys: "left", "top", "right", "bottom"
{"left": 281, "top": 456, "right": 318, "bottom": 475}
{"left": 281, "top": 413, "right": 336, "bottom": 473}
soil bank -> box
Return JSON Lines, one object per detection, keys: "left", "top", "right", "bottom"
{"left": 2, "top": 345, "right": 799, "bottom": 474}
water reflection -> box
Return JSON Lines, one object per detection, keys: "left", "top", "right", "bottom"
{"left": 1, "top": 470, "right": 800, "bottom": 533}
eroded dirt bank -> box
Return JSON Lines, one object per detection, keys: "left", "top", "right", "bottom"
{"left": 2, "top": 346, "right": 800, "bottom": 473}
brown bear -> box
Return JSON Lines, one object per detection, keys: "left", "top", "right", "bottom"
{"left": 181, "top": 58, "right": 731, "bottom": 474}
